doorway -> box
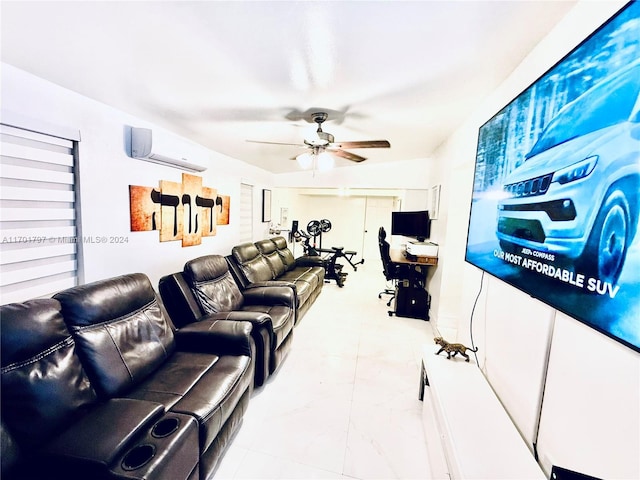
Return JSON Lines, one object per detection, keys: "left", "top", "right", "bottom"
{"left": 362, "top": 197, "right": 395, "bottom": 261}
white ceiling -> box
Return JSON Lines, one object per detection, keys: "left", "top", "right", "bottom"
{"left": 1, "top": 1, "right": 576, "bottom": 173}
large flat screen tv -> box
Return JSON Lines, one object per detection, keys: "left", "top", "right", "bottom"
{"left": 465, "top": 2, "right": 640, "bottom": 352}
{"left": 392, "top": 210, "right": 431, "bottom": 242}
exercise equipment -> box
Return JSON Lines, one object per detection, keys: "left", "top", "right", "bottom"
{"left": 293, "top": 219, "right": 363, "bottom": 287}
{"left": 305, "top": 219, "right": 332, "bottom": 250}
{"left": 303, "top": 219, "right": 364, "bottom": 271}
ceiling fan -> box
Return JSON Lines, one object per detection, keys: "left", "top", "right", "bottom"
{"left": 247, "top": 111, "right": 390, "bottom": 164}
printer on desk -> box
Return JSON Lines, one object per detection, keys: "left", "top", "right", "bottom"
{"left": 406, "top": 241, "right": 438, "bottom": 257}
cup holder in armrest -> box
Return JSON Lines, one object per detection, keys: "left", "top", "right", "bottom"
{"left": 121, "top": 444, "right": 156, "bottom": 471}
{"left": 151, "top": 417, "right": 180, "bottom": 438}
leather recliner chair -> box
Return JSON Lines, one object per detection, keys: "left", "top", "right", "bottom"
{"left": 1, "top": 273, "right": 254, "bottom": 480}
{"left": 159, "top": 254, "right": 296, "bottom": 387}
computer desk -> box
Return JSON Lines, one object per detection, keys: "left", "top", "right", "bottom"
{"left": 388, "top": 245, "right": 437, "bottom": 320}
{"left": 389, "top": 246, "right": 438, "bottom": 266}
{"left": 388, "top": 246, "right": 436, "bottom": 288}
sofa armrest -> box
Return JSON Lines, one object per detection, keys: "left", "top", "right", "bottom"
{"left": 243, "top": 285, "right": 296, "bottom": 309}
{"left": 295, "top": 256, "right": 325, "bottom": 267}
{"left": 175, "top": 319, "right": 253, "bottom": 357}
{"left": 246, "top": 281, "right": 297, "bottom": 294}
{"left": 204, "top": 311, "right": 272, "bottom": 328}
{"left": 42, "top": 398, "right": 165, "bottom": 474}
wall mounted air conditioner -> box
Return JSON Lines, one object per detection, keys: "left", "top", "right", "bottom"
{"left": 129, "top": 127, "right": 207, "bottom": 172}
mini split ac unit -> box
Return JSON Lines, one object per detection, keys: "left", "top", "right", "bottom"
{"left": 129, "top": 127, "right": 207, "bottom": 172}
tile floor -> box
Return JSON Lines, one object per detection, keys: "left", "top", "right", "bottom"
{"left": 215, "top": 260, "right": 434, "bottom": 479}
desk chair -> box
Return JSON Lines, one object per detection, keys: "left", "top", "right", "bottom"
{"left": 377, "top": 227, "right": 407, "bottom": 307}
{"left": 378, "top": 235, "right": 398, "bottom": 307}
{"left": 377, "top": 227, "right": 426, "bottom": 311}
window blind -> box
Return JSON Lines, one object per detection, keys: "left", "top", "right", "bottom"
{"left": 0, "top": 124, "right": 79, "bottom": 304}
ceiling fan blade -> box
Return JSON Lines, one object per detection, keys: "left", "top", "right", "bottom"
{"left": 246, "top": 140, "right": 304, "bottom": 147}
{"left": 332, "top": 140, "right": 390, "bottom": 149}
{"left": 329, "top": 148, "right": 367, "bottom": 163}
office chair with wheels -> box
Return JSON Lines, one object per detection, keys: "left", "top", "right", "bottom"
{"left": 377, "top": 227, "right": 425, "bottom": 310}
{"left": 378, "top": 227, "right": 396, "bottom": 306}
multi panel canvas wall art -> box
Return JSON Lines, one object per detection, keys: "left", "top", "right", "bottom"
{"left": 201, "top": 186, "right": 218, "bottom": 237}
{"left": 129, "top": 186, "right": 160, "bottom": 232}
{"left": 129, "top": 173, "right": 230, "bottom": 247}
{"left": 159, "top": 180, "right": 184, "bottom": 243}
{"left": 217, "top": 195, "right": 230, "bottom": 226}
{"left": 181, "top": 174, "right": 202, "bottom": 247}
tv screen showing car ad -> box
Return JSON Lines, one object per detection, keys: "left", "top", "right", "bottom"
{"left": 465, "top": 2, "right": 639, "bottom": 352}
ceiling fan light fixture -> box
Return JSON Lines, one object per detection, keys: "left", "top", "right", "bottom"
{"left": 317, "top": 151, "right": 334, "bottom": 171}
{"left": 296, "top": 152, "right": 313, "bottom": 169}
{"left": 304, "top": 129, "right": 329, "bottom": 147}
{"left": 248, "top": 110, "right": 389, "bottom": 171}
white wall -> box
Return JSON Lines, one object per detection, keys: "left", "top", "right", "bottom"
{"left": 275, "top": 156, "right": 438, "bottom": 190}
{"left": 270, "top": 187, "right": 434, "bottom": 277}
{"left": 1, "top": 63, "right": 274, "bottom": 288}
{"left": 287, "top": 193, "right": 368, "bottom": 252}
{"left": 433, "top": 1, "right": 639, "bottom": 478}
{"left": 536, "top": 312, "right": 640, "bottom": 479}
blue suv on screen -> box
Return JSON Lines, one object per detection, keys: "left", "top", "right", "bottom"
{"left": 496, "top": 62, "right": 640, "bottom": 285}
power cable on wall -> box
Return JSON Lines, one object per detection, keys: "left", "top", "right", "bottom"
{"left": 469, "top": 270, "right": 485, "bottom": 366}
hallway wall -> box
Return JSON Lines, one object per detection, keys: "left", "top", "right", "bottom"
{"left": 1, "top": 63, "right": 274, "bottom": 288}
{"left": 433, "top": 1, "right": 638, "bottom": 478}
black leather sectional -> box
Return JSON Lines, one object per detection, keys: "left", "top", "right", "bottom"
{"left": 227, "top": 236, "right": 325, "bottom": 323}
{"left": 1, "top": 237, "right": 323, "bottom": 480}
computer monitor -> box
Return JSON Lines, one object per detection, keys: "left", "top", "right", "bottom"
{"left": 391, "top": 210, "right": 431, "bottom": 242}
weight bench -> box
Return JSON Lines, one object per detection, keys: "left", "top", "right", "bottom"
{"left": 343, "top": 250, "right": 364, "bottom": 270}
{"left": 317, "top": 247, "right": 349, "bottom": 287}
{"left": 316, "top": 246, "right": 363, "bottom": 272}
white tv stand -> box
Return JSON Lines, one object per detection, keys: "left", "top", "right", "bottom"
{"left": 419, "top": 343, "right": 545, "bottom": 479}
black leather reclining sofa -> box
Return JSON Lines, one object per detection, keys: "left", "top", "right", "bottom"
{"left": 1, "top": 273, "right": 254, "bottom": 480}
{"left": 159, "top": 254, "right": 296, "bottom": 387}
{"left": 226, "top": 236, "right": 325, "bottom": 324}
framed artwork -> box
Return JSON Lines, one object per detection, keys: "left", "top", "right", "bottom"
{"left": 262, "top": 189, "right": 272, "bottom": 223}
{"left": 280, "top": 207, "right": 289, "bottom": 226}
{"left": 430, "top": 185, "right": 441, "bottom": 220}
